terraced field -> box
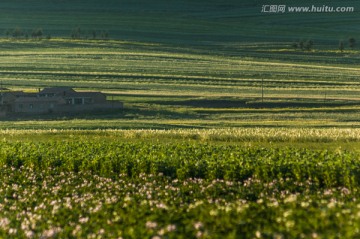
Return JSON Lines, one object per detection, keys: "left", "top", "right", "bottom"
{"left": 1, "top": 39, "right": 360, "bottom": 129}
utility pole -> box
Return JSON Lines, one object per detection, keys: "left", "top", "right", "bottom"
{"left": 261, "top": 79, "right": 264, "bottom": 103}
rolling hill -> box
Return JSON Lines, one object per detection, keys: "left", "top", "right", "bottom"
{"left": 0, "top": 0, "right": 360, "bottom": 128}
{"left": 0, "top": 0, "right": 359, "bottom": 45}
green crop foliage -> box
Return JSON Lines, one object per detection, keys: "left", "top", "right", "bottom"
{"left": 0, "top": 130, "right": 360, "bottom": 238}
{"left": 0, "top": 140, "right": 359, "bottom": 187}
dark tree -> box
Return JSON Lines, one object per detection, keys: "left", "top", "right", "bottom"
{"left": 339, "top": 40, "right": 344, "bottom": 52}
{"left": 12, "top": 27, "right": 24, "bottom": 38}
{"left": 349, "top": 38, "right": 356, "bottom": 49}
{"left": 291, "top": 42, "right": 298, "bottom": 50}
{"left": 305, "top": 40, "right": 313, "bottom": 51}
{"left": 31, "top": 28, "right": 43, "bottom": 39}
{"left": 5, "top": 29, "right": 11, "bottom": 38}
{"left": 71, "top": 27, "right": 82, "bottom": 39}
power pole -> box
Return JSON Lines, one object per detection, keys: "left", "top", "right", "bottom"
{"left": 261, "top": 79, "right": 264, "bottom": 103}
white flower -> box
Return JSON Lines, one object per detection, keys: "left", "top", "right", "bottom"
{"left": 24, "top": 230, "right": 35, "bottom": 239}
{"left": 146, "top": 221, "right": 158, "bottom": 229}
{"left": 9, "top": 228, "right": 17, "bottom": 234}
{"left": 193, "top": 222, "right": 203, "bottom": 230}
{"left": 284, "top": 194, "right": 297, "bottom": 203}
{"left": 0, "top": 217, "right": 10, "bottom": 229}
{"left": 166, "top": 224, "right": 176, "bottom": 232}
{"left": 196, "top": 231, "right": 203, "bottom": 238}
{"left": 79, "top": 217, "right": 89, "bottom": 224}
{"left": 40, "top": 227, "right": 61, "bottom": 239}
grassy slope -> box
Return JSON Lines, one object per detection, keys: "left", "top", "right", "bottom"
{"left": 0, "top": 1, "right": 360, "bottom": 129}
{"left": 1, "top": 39, "right": 360, "bottom": 129}
{"left": 0, "top": 0, "right": 359, "bottom": 44}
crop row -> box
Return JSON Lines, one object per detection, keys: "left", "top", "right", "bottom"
{"left": 1, "top": 140, "right": 360, "bottom": 238}
{"left": 2, "top": 128, "right": 360, "bottom": 142}
{"left": 1, "top": 163, "right": 359, "bottom": 238}
{"left": 0, "top": 141, "right": 359, "bottom": 188}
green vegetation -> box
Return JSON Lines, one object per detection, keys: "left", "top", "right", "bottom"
{"left": 0, "top": 130, "right": 360, "bottom": 238}
{"left": 1, "top": 0, "right": 359, "bottom": 44}
{"left": 0, "top": 1, "right": 359, "bottom": 129}
{"left": 1, "top": 0, "right": 360, "bottom": 238}
{"left": 1, "top": 39, "right": 360, "bottom": 129}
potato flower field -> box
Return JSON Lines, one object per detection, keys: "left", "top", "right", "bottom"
{"left": 0, "top": 129, "right": 360, "bottom": 238}
{"left": 1, "top": 0, "right": 360, "bottom": 238}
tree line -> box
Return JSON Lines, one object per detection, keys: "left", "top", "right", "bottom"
{"left": 291, "top": 37, "right": 356, "bottom": 52}
{"left": 5, "top": 27, "right": 48, "bottom": 40}
{"left": 70, "top": 27, "right": 109, "bottom": 40}
{"left": 3, "top": 27, "right": 110, "bottom": 40}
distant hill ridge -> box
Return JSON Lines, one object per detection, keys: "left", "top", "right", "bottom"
{"left": 0, "top": 0, "right": 359, "bottom": 45}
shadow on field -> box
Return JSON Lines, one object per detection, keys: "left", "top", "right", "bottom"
{"left": 0, "top": 107, "right": 199, "bottom": 122}
{"left": 152, "top": 98, "right": 360, "bottom": 109}
{"left": 152, "top": 98, "right": 247, "bottom": 108}
{"left": 246, "top": 101, "right": 360, "bottom": 108}
{"left": 2, "top": 94, "right": 360, "bottom": 124}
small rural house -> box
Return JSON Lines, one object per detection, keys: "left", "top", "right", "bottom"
{"left": 0, "top": 87, "right": 123, "bottom": 115}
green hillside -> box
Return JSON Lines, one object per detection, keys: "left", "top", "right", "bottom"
{"left": 1, "top": 1, "right": 360, "bottom": 129}
{"left": 0, "top": 0, "right": 359, "bottom": 44}
{"left": 0, "top": 38, "right": 360, "bottom": 129}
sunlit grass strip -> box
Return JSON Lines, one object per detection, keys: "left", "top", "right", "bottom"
{"left": 1, "top": 128, "right": 360, "bottom": 142}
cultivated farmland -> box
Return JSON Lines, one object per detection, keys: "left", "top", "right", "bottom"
{"left": 1, "top": 39, "right": 360, "bottom": 129}
{"left": 1, "top": 0, "right": 360, "bottom": 238}
{"left": 1, "top": 130, "right": 360, "bottom": 238}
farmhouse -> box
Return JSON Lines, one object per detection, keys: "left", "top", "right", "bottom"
{"left": 0, "top": 87, "right": 123, "bottom": 115}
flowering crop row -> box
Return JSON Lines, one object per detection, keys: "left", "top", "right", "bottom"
{"left": 2, "top": 127, "right": 360, "bottom": 142}
{"left": 1, "top": 167, "right": 359, "bottom": 238}
{"left": 0, "top": 141, "right": 359, "bottom": 188}
{"left": 0, "top": 138, "right": 360, "bottom": 238}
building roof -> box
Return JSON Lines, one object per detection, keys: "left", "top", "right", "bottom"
{"left": 39, "top": 87, "right": 76, "bottom": 95}
{"left": 3, "top": 88, "right": 107, "bottom": 104}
